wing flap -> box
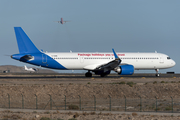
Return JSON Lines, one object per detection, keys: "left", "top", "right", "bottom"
{"left": 83, "top": 62, "right": 108, "bottom": 70}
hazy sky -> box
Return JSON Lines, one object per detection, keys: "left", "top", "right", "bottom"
{"left": 0, "top": 0, "right": 179, "bottom": 73}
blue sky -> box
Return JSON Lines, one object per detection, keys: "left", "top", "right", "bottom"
{"left": 0, "top": 0, "right": 179, "bottom": 73}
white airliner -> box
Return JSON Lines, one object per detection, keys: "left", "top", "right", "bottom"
{"left": 55, "top": 18, "right": 70, "bottom": 24}
{"left": 24, "top": 65, "right": 38, "bottom": 72}
{"left": 11, "top": 27, "right": 176, "bottom": 77}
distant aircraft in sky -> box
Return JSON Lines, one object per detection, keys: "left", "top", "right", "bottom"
{"left": 55, "top": 18, "right": 70, "bottom": 24}
{"left": 11, "top": 27, "right": 176, "bottom": 77}
{"left": 24, "top": 65, "right": 38, "bottom": 72}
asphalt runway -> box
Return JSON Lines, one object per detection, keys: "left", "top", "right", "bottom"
{"left": 0, "top": 73, "right": 179, "bottom": 85}
{"left": 0, "top": 73, "right": 178, "bottom": 78}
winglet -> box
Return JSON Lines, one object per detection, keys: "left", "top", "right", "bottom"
{"left": 112, "top": 49, "right": 119, "bottom": 59}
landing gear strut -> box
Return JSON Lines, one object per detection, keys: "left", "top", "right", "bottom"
{"left": 85, "top": 71, "right": 92, "bottom": 77}
{"left": 155, "top": 69, "right": 160, "bottom": 77}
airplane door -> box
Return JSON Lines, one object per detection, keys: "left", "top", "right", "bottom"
{"left": 42, "top": 54, "right": 47, "bottom": 63}
{"left": 80, "top": 57, "right": 84, "bottom": 63}
{"left": 159, "top": 55, "right": 164, "bottom": 63}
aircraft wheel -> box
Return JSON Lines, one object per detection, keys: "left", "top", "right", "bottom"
{"left": 100, "top": 73, "right": 107, "bottom": 77}
{"left": 85, "top": 72, "right": 92, "bottom": 77}
{"left": 155, "top": 69, "right": 160, "bottom": 77}
{"left": 156, "top": 74, "right": 160, "bottom": 77}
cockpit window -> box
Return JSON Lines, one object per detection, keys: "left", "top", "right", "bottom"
{"left": 167, "top": 57, "right": 171, "bottom": 59}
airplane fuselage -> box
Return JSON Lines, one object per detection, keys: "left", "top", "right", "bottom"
{"left": 47, "top": 52, "right": 175, "bottom": 70}
{"left": 13, "top": 52, "right": 175, "bottom": 70}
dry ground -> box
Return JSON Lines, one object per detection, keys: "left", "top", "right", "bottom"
{"left": 0, "top": 73, "right": 179, "bottom": 120}
{"left": 1, "top": 110, "right": 180, "bottom": 120}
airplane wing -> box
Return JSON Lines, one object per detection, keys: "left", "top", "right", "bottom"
{"left": 83, "top": 49, "right": 121, "bottom": 72}
{"left": 83, "top": 63, "right": 108, "bottom": 70}
{"left": 54, "top": 21, "right": 61, "bottom": 23}
{"left": 64, "top": 21, "right": 70, "bottom": 23}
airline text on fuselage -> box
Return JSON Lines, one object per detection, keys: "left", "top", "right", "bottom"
{"left": 77, "top": 53, "right": 125, "bottom": 57}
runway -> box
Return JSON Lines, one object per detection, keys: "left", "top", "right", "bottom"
{"left": 0, "top": 73, "right": 179, "bottom": 85}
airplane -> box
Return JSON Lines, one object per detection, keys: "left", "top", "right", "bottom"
{"left": 24, "top": 65, "right": 38, "bottom": 72}
{"left": 11, "top": 27, "right": 176, "bottom": 77}
{"left": 55, "top": 18, "right": 70, "bottom": 24}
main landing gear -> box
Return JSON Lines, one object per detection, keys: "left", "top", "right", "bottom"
{"left": 155, "top": 69, "right": 160, "bottom": 77}
{"left": 85, "top": 71, "right": 108, "bottom": 77}
{"left": 100, "top": 73, "right": 107, "bottom": 77}
{"left": 85, "top": 71, "right": 92, "bottom": 77}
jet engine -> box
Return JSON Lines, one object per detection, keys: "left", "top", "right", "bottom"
{"left": 114, "top": 65, "right": 134, "bottom": 75}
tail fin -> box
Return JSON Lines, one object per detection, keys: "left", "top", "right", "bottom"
{"left": 14, "top": 27, "right": 41, "bottom": 53}
{"left": 24, "top": 65, "right": 28, "bottom": 70}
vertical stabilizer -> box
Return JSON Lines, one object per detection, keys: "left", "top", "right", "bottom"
{"left": 24, "top": 65, "right": 28, "bottom": 70}
{"left": 14, "top": 27, "right": 40, "bottom": 53}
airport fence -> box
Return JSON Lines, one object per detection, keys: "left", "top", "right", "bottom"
{"left": 0, "top": 94, "right": 179, "bottom": 113}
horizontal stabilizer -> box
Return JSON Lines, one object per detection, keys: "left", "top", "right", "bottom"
{"left": 21, "top": 55, "right": 34, "bottom": 60}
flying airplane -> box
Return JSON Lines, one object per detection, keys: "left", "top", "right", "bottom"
{"left": 24, "top": 65, "right": 38, "bottom": 72}
{"left": 11, "top": 27, "right": 176, "bottom": 77}
{"left": 55, "top": 18, "right": 70, "bottom": 24}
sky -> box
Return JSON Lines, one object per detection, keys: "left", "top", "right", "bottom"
{"left": 0, "top": 0, "right": 179, "bottom": 74}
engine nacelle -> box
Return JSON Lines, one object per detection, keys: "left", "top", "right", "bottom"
{"left": 115, "top": 65, "right": 134, "bottom": 75}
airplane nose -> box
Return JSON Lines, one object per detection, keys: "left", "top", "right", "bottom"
{"left": 171, "top": 60, "right": 176, "bottom": 67}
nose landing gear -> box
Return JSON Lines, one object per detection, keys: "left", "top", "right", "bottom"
{"left": 155, "top": 69, "right": 160, "bottom": 77}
